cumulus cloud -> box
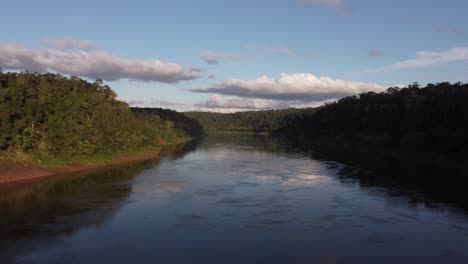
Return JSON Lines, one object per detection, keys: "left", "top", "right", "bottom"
{"left": 192, "top": 73, "right": 384, "bottom": 102}
{"left": 195, "top": 95, "right": 333, "bottom": 113}
{"left": 366, "top": 47, "right": 468, "bottom": 72}
{"left": 121, "top": 96, "right": 289, "bottom": 113}
{"left": 368, "top": 48, "right": 384, "bottom": 57}
{"left": 197, "top": 95, "right": 289, "bottom": 110}
{"left": 300, "top": 0, "right": 345, "bottom": 9}
{"left": 0, "top": 40, "right": 202, "bottom": 83}
{"left": 43, "top": 37, "right": 96, "bottom": 50}
{"left": 202, "top": 51, "right": 240, "bottom": 64}
{"left": 0, "top": 42, "right": 48, "bottom": 73}
{"left": 244, "top": 44, "right": 294, "bottom": 56}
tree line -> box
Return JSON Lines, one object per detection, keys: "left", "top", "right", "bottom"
{"left": 185, "top": 108, "right": 313, "bottom": 133}
{"left": 2, "top": 71, "right": 466, "bottom": 163}
{"left": 186, "top": 82, "right": 468, "bottom": 157}
{"left": 131, "top": 107, "right": 204, "bottom": 139}
{"left": 0, "top": 72, "right": 202, "bottom": 164}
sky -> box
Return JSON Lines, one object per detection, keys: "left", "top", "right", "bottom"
{"left": 1, "top": 0, "right": 468, "bottom": 112}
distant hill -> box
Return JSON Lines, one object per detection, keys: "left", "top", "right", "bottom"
{"left": 186, "top": 82, "right": 468, "bottom": 159}
{"left": 131, "top": 107, "right": 204, "bottom": 138}
{"left": 185, "top": 108, "right": 314, "bottom": 133}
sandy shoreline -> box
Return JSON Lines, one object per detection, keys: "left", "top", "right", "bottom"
{"left": 0, "top": 147, "right": 161, "bottom": 187}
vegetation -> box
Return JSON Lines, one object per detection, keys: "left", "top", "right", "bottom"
{"left": 185, "top": 108, "right": 312, "bottom": 133}
{"left": 284, "top": 82, "right": 468, "bottom": 156}
{"left": 2, "top": 71, "right": 466, "bottom": 167}
{"left": 186, "top": 82, "right": 468, "bottom": 158}
{"left": 0, "top": 72, "right": 201, "bottom": 167}
{"left": 132, "top": 107, "right": 204, "bottom": 138}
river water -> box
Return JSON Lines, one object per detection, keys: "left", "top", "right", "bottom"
{"left": 1, "top": 134, "right": 468, "bottom": 263}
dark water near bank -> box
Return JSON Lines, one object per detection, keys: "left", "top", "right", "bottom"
{"left": 1, "top": 135, "right": 468, "bottom": 263}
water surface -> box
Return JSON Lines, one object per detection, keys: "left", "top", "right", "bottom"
{"left": 1, "top": 135, "right": 468, "bottom": 263}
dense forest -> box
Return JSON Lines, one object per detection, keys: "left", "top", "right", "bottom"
{"left": 1, "top": 71, "right": 467, "bottom": 166}
{"left": 283, "top": 82, "right": 468, "bottom": 155}
{"left": 186, "top": 82, "right": 468, "bottom": 158}
{"left": 0, "top": 72, "right": 201, "bottom": 166}
{"left": 131, "top": 107, "right": 204, "bottom": 139}
{"left": 185, "top": 108, "right": 313, "bottom": 133}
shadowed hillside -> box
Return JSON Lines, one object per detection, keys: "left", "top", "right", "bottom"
{"left": 186, "top": 82, "right": 468, "bottom": 164}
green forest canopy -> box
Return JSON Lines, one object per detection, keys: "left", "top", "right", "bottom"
{"left": 0, "top": 72, "right": 202, "bottom": 164}
{"left": 1, "top": 71, "right": 467, "bottom": 163}
{"left": 186, "top": 82, "right": 468, "bottom": 156}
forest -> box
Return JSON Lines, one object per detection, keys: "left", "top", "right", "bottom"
{"left": 1, "top": 71, "right": 467, "bottom": 167}
{"left": 185, "top": 108, "right": 314, "bottom": 133}
{"left": 0, "top": 72, "right": 202, "bottom": 166}
{"left": 186, "top": 82, "right": 468, "bottom": 158}
{"left": 131, "top": 107, "right": 204, "bottom": 139}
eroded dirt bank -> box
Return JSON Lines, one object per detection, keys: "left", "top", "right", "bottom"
{"left": 0, "top": 147, "right": 161, "bottom": 187}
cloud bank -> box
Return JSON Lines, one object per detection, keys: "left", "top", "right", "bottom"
{"left": 366, "top": 47, "right": 468, "bottom": 72}
{"left": 202, "top": 51, "right": 240, "bottom": 64}
{"left": 192, "top": 73, "right": 384, "bottom": 101}
{"left": 196, "top": 95, "right": 289, "bottom": 110}
{"left": 195, "top": 95, "right": 331, "bottom": 113}
{"left": 0, "top": 39, "right": 202, "bottom": 83}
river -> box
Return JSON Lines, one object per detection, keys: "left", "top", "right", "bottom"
{"left": 1, "top": 134, "right": 468, "bottom": 263}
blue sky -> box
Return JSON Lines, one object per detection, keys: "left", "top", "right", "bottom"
{"left": 1, "top": 0, "right": 468, "bottom": 111}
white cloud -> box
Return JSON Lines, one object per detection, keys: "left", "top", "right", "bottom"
{"left": 192, "top": 73, "right": 384, "bottom": 101}
{"left": 0, "top": 42, "right": 48, "bottom": 73}
{"left": 201, "top": 50, "right": 240, "bottom": 64}
{"left": 43, "top": 37, "right": 96, "bottom": 50}
{"left": 195, "top": 95, "right": 333, "bottom": 113}
{"left": 366, "top": 47, "right": 468, "bottom": 72}
{"left": 0, "top": 40, "right": 203, "bottom": 83}
{"left": 244, "top": 45, "right": 294, "bottom": 56}
{"left": 196, "top": 95, "right": 289, "bottom": 110}
{"left": 300, "top": 0, "right": 345, "bottom": 9}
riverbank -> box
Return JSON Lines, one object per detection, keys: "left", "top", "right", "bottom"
{"left": 0, "top": 140, "right": 190, "bottom": 187}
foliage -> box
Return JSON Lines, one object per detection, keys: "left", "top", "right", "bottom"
{"left": 132, "top": 107, "right": 204, "bottom": 138}
{"left": 0, "top": 72, "right": 200, "bottom": 164}
{"left": 185, "top": 108, "right": 313, "bottom": 133}
{"left": 186, "top": 82, "right": 468, "bottom": 156}
{"left": 286, "top": 82, "right": 468, "bottom": 155}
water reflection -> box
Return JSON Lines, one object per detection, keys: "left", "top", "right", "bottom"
{"left": 0, "top": 161, "right": 158, "bottom": 260}
{"left": 305, "top": 142, "right": 468, "bottom": 214}
{"left": 159, "top": 138, "right": 201, "bottom": 160}
{"left": 231, "top": 133, "right": 468, "bottom": 214}
{"left": 1, "top": 135, "right": 468, "bottom": 263}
